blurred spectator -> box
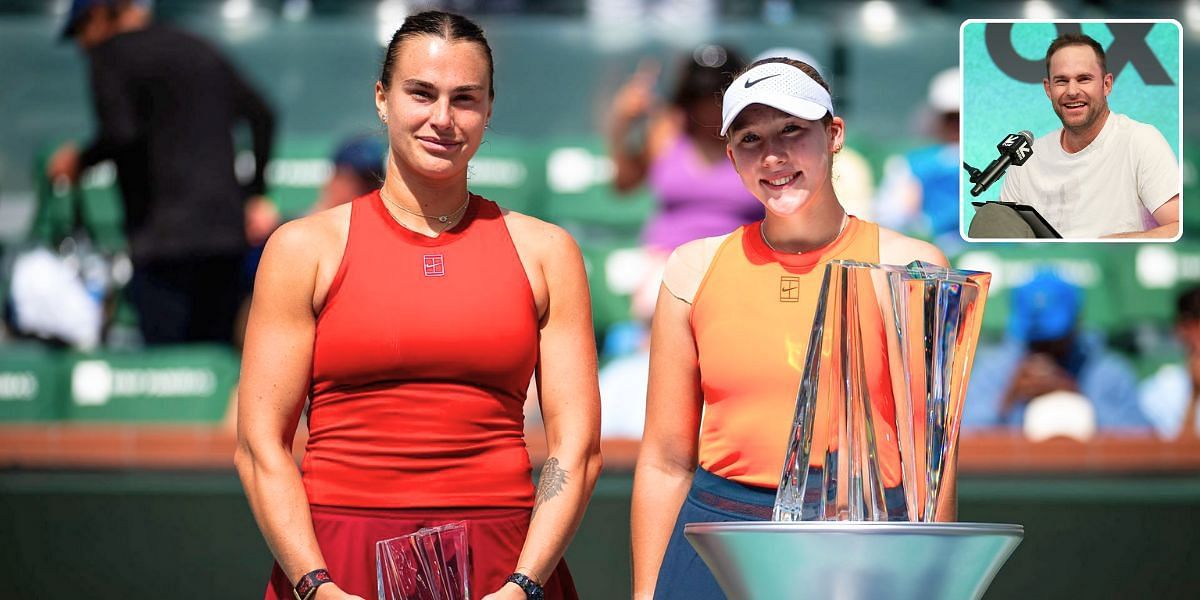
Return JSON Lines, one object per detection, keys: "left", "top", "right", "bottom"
{"left": 597, "top": 321, "right": 649, "bottom": 439}
{"left": 47, "top": 0, "right": 275, "bottom": 346}
{"left": 963, "top": 269, "right": 1152, "bottom": 436}
{"left": 245, "top": 134, "right": 387, "bottom": 244}
{"left": 310, "top": 135, "right": 388, "bottom": 212}
{"left": 246, "top": 134, "right": 387, "bottom": 246}
{"left": 1139, "top": 286, "right": 1200, "bottom": 440}
{"left": 233, "top": 135, "right": 387, "bottom": 419}
{"left": 875, "top": 67, "right": 962, "bottom": 254}
{"left": 236, "top": 135, "right": 387, "bottom": 348}
{"left": 607, "top": 44, "right": 761, "bottom": 320}
{"left": 602, "top": 46, "right": 759, "bottom": 438}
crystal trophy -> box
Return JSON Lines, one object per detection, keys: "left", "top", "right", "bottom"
{"left": 683, "top": 260, "right": 1019, "bottom": 600}
{"left": 774, "top": 260, "right": 991, "bottom": 522}
{"left": 376, "top": 521, "right": 470, "bottom": 600}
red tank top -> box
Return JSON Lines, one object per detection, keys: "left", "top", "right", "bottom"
{"left": 303, "top": 191, "right": 539, "bottom": 509}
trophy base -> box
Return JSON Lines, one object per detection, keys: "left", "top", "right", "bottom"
{"left": 684, "top": 521, "right": 1022, "bottom": 600}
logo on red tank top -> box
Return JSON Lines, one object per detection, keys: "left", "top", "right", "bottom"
{"left": 423, "top": 255, "right": 445, "bottom": 277}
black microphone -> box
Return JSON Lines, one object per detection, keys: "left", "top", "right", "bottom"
{"left": 965, "top": 130, "right": 1034, "bottom": 197}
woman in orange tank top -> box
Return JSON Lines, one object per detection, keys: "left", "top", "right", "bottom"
{"left": 235, "top": 12, "right": 600, "bottom": 600}
{"left": 631, "top": 57, "right": 953, "bottom": 600}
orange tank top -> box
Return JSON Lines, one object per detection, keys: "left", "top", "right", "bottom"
{"left": 303, "top": 192, "right": 539, "bottom": 509}
{"left": 691, "top": 217, "right": 892, "bottom": 488}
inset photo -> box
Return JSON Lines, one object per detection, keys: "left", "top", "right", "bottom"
{"left": 960, "top": 20, "right": 1182, "bottom": 241}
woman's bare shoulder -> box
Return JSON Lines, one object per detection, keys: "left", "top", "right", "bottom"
{"left": 269, "top": 202, "right": 349, "bottom": 251}
{"left": 257, "top": 202, "right": 353, "bottom": 313}
{"left": 663, "top": 234, "right": 730, "bottom": 305}
{"left": 877, "top": 225, "right": 948, "bottom": 267}
{"left": 259, "top": 202, "right": 351, "bottom": 279}
{"left": 501, "top": 208, "right": 579, "bottom": 259}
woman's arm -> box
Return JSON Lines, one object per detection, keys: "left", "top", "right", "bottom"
{"left": 877, "top": 227, "right": 949, "bottom": 269}
{"left": 631, "top": 285, "right": 704, "bottom": 599}
{"left": 234, "top": 218, "right": 361, "bottom": 600}
{"left": 608, "top": 61, "right": 662, "bottom": 194}
{"left": 490, "top": 218, "right": 603, "bottom": 599}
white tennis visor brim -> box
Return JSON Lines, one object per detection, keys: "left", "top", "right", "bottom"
{"left": 720, "top": 62, "right": 834, "bottom": 136}
{"left": 719, "top": 94, "right": 831, "bottom": 136}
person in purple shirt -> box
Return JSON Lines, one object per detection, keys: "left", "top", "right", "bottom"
{"left": 608, "top": 45, "right": 762, "bottom": 319}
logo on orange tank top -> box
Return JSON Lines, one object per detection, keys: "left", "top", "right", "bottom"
{"left": 779, "top": 276, "right": 800, "bottom": 302}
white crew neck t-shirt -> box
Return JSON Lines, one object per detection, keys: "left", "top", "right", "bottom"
{"left": 998, "top": 112, "right": 1179, "bottom": 238}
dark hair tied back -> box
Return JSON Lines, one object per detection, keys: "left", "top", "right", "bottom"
{"left": 379, "top": 10, "right": 495, "bottom": 98}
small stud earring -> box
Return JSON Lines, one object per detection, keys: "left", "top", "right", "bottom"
{"left": 380, "top": 114, "right": 388, "bottom": 123}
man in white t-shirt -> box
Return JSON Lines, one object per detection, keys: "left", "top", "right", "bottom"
{"left": 1000, "top": 33, "right": 1180, "bottom": 239}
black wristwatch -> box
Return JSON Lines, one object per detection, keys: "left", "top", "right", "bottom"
{"left": 505, "top": 572, "right": 545, "bottom": 600}
{"left": 293, "top": 568, "right": 332, "bottom": 600}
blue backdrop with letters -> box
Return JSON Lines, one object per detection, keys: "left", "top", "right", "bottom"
{"left": 960, "top": 20, "right": 1181, "bottom": 226}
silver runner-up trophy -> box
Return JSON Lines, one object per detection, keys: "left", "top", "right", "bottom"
{"left": 685, "top": 260, "right": 1023, "bottom": 600}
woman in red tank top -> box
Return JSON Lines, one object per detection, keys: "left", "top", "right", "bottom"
{"left": 235, "top": 11, "right": 600, "bottom": 600}
{"left": 630, "top": 57, "right": 953, "bottom": 599}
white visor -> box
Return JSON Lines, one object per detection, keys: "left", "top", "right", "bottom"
{"left": 720, "top": 62, "right": 834, "bottom": 136}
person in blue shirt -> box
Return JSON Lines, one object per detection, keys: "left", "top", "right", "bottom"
{"left": 963, "top": 269, "right": 1152, "bottom": 433}
{"left": 1138, "top": 285, "right": 1200, "bottom": 439}
{"left": 875, "top": 68, "right": 963, "bottom": 253}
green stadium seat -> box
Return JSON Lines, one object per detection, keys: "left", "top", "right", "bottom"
{"left": 952, "top": 243, "right": 1124, "bottom": 340}
{"left": 844, "top": 133, "right": 916, "bottom": 187}
{"left": 539, "top": 137, "right": 654, "bottom": 243}
{"left": 1106, "top": 241, "right": 1200, "bottom": 328}
{"left": 0, "top": 343, "right": 66, "bottom": 422}
{"left": 62, "top": 344, "right": 239, "bottom": 423}
{"left": 1182, "top": 140, "right": 1198, "bottom": 235}
{"left": 469, "top": 135, "right": 546, "bottom": 218}
{"left": 33, "top": 149, "right": 128, "bottom": 255}
{"left": 578, "top": 241, "right": 641, "bottom": 340}
{"left": 264, "top": 137, "right": 335, "bottom": 220}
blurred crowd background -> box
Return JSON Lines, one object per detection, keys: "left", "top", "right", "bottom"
{"left": 1, "top": 1, "right": 1198, "bottom": 598}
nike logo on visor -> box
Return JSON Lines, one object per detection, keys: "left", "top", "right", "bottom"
{"left": 744, "top": 74, "right": 781, "bottom": 88}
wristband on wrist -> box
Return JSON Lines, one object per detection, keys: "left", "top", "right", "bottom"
{"left": 505, "top": 572, "right": 545, "bottom": 600}
{"left": 293, "top": 568, "right": 332, "bottom": 600}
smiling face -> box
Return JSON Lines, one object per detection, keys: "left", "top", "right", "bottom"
{"left": 725, "top": 104, "right": 843, "bottom": 216}
{"left": 1044, "top": 44, "right": 1112, "bottom": 134}
{"left": 374, "top": 35, "right": 492, "bottom": 181}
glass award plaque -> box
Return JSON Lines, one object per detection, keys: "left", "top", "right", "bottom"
{"left": 376, "top": 521, "right": 470, "bottom": 600}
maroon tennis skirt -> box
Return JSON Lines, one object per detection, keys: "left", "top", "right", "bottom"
{"left": 263, "top": 505, "right": 578, "bottom": 600}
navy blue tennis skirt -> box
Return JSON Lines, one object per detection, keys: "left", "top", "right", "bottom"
{"left": 653, "top": 468, "right": 775, "bottom": 600}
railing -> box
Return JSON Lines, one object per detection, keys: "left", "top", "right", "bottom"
{"left": 2, "top": 424, "right": 1198, "bottom": 474}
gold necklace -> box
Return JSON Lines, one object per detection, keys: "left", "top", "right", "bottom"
{"left": 380, "top": 189, "right": 471, "bottom": 227}
{"left": 760, "top": 213, "right": 848, "bottom": 254}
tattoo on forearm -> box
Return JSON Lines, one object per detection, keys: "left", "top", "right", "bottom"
{"left": 532, "top": 457, "right": 569, "bottom": 516}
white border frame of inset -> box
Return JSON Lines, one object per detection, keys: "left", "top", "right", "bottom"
{"left": 958, "top": 18, "right": 1183, "bottom": 243}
